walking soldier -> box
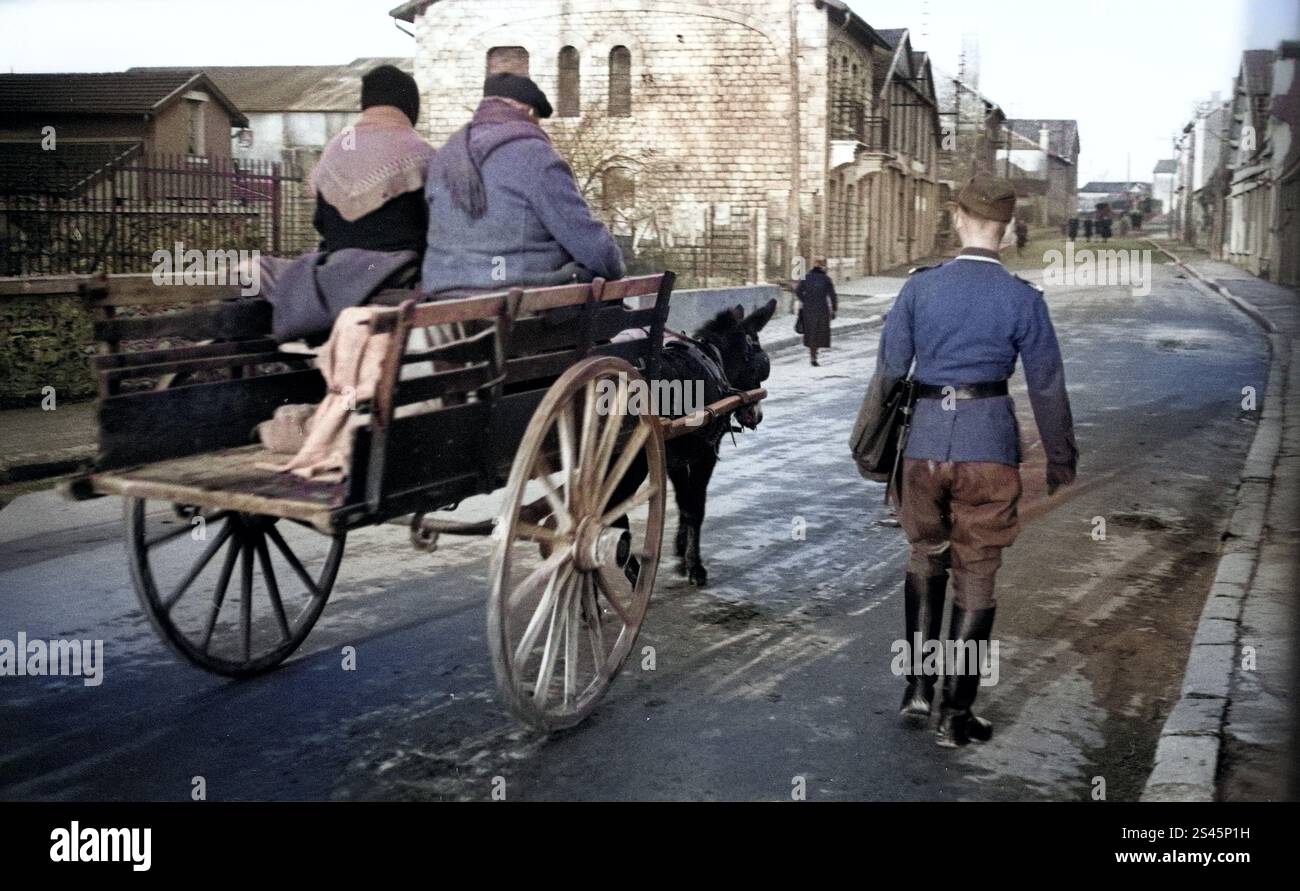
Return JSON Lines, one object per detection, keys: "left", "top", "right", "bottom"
{"left": 872, "top": 176, "right": 1078, "bottom": 747}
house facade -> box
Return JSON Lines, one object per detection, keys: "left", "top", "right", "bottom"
{"left": 390, "top": 0, "right": 941, "bottom": 285}
{"left": 1003, "top": 119, "right": 1079, "bottom": 226}
{"left": 1225, "top": 49, "right": 1278, "bottom": 277}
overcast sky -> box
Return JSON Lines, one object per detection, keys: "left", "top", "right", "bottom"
{"left": 2, "top": 0, "right": 1297, "bottom": 184}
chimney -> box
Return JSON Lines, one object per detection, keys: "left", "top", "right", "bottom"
{"left": 1039, "top": 126, "right": 1051, "bottom": 154}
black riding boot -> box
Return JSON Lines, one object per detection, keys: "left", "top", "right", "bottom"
{"left": 899, "top": 572, "right": 948, "bottom": 720}
{"left": 936, "top": 605, "right": 996, "bottom": 747}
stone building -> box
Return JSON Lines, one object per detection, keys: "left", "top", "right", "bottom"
{"left": 388, "top": 0, "right": 942, "bottom": 285}
{"left": 1226, "top": 49, "right": 1279, "bottom": 278}
{"left": 1004, "top": 119, "right": 1079, "bottom": 226}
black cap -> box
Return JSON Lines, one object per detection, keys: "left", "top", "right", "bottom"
{"left": 362, "top": 64, "right": 420, "bottom": 126}
{"left": 483, "top": 72, "right": 553, "bottom": 119}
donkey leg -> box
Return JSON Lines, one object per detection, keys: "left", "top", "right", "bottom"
{"left": 668, "top": 462, "right": 691, "bottom": 575}
{"left": 678, "top": 453, "right": 718, "bottom": 587}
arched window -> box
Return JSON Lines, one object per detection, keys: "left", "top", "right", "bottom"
{"left": 609, "top": 46, "right": 632, "bottom": 117}
{"left": 557, "top": 46, "right": 580, "bottom": 117}
{"left": 487, "top": 46, "right": 530, "bottom": 77}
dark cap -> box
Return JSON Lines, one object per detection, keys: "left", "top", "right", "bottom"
{"left": 484, "top": 73, "right": 553, "bottom": 119}
{"left": 362, "top": 64, "right": 420, "bottom": 126}
{"left": 956, "top": 175, "right": 1016, "bottom": 223}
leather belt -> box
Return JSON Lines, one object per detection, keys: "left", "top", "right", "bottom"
{"left": 915, "top": 380, "right": 1008, "bottom": 400}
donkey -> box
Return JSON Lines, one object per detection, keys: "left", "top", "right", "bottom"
{"left": 655, "top": 299, "right": 776, "bottom": 585}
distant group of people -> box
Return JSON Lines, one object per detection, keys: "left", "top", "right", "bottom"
{"left": 1066, "top": 213, "right": 1113, "bottom": 242}
{"left": 260, "top": 64, "right": 625, "bottom": 340}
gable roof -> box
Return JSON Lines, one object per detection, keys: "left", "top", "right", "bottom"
{"left": 1153, "top": 159, "right": 1177, "bottom": 173}
{"left": 0, "top": 71, "right": 247, "bottom": 126}
{"left": 128, "top": 58, "right": 412, "bottom": 113}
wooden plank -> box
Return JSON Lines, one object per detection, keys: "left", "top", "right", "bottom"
{"left": 94, "top": 299, "right": 272, "bottom": 343}
{"left": 97, "top": 368, "right": 325, "bottom": 470}
{"left": 403, "top": 274, "right": 665, "bottom": 329}
{"left": 506, "top": 304, "right": 660, "bottom": 355}
{"left": 393, "top": 363, "right": 499, "bottom": 406}
{"left": 0, "top": 275, "right": 92, "bottom": 297}
{"left": 90, "top": 446, "right": 347, "bottom": 533}
{"left": 101, "top": 350, "right": 303, "bottom": 386}
{"left": 98, "top": 273, "right": 247, "bottom": 306}
{"left": 400, "top": 325, "right": 497, "bottom": 366}
{"left": 92, "top": 339, "right": 281, "bottom": 371}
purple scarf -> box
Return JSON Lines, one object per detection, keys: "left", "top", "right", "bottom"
{"left": 434, "top": 98, "right": 550, "bottom": 220}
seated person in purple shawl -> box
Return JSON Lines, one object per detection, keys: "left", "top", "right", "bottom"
{"left": 421, "top": 73, "right": 625, "bottom": 297}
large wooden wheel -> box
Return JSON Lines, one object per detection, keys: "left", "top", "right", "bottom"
{"left": 488, "top": 356, "right": 666, "bottom": 731}
{"left": 126, "top": 498, "right": 346, "bottom": 677}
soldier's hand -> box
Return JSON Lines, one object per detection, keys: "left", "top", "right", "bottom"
{"left": 1046, "top": 463, "right": 1076, "bottom": 496}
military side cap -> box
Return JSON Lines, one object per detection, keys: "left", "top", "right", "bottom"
{"left": 956, "top": 176, "right": 1016, "bottom": 223}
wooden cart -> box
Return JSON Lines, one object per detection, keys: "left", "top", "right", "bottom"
{"left": 63, "top": 272, "right": 766, "bottom": 731}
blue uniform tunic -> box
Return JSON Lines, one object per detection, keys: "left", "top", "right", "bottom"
{"left": 877, "top": 252, "right": 1077, "bottom": 469}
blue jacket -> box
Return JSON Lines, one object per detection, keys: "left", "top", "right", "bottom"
{"left": 877, "top": 251, "right": 1078, "bottom": 469}
{"left": 421, "top": 100, "right": 625, "bottom": 294}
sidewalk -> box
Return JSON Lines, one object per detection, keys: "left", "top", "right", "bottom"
{"left": 0, "top": 399, "right": 96, "bottom": 485}
{"left": 1141, "top": 240, "right": 1298, "bottom": 801}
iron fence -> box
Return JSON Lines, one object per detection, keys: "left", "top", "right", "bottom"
{"left": 0, "top": 151, "right": 316, "bottom": 276}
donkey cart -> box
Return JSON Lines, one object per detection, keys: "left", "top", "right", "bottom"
{"left": 64, "top": 272, "right": 766, "bottom": 731}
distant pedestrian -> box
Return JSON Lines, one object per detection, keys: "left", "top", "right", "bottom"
{"left": 796, "top": 259, "right": 837, "bottom": 367}
{"left": 1067, "top": 217, "right": 1079, "bottom": 241}
{"left": 1083, "top": 218, "right": 1094, "bottom": 241}
{"left": 1014, "top": 218, "right": 1029, "bottom": 256}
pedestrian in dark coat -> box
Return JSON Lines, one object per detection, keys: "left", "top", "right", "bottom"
{"left": 796, "top": 260, "right": 837, "bottom": 366}
{"left": 1067, "top": 217, "right": 1079, "bottom": 240}
{"left": 1083, "top": 217, "right": 1094, "bottom": 241}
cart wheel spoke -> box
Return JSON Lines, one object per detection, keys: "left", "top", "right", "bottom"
{"left": 583, "top": 575, "right": 606, "bottom": 674}
{"left": 595, "top": 423, "right": 650, "bottom": 517}
{"left": 594, "top": 562, "right": 635, "bottom": 625}
{"left": 512, "top": 560, "right": 570, "bottom": 667}
{"left": 265, "top": 524, "right": 325, "bottom": 602}
{"left": 255, "top": 534, "right": 293, "bottom": 644}
{"left": 599, "top": 482, "right": 659, "bottom": 528}
{"left": 162, "top": 518, "right": 234, "bottom": 611}
{"left": 146, "top": 511, "right": 230, "bottom": 549}
{"left": 239, "top": 534, "right": 255, "bottom": 663}
{"left": 531, "top": 570, "right": 571, "bottom": 706}
{"left": 201, "top": 534, "right": 242, "bottom": 651}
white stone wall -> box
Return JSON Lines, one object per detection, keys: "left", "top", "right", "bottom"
{"left": 410, "top": 0, "right": 816, "bottom": 284}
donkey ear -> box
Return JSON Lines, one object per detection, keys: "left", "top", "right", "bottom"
{"left": 730, "top": 304, "right": 745, "bottom": 322}
{"left": 744, "top": 297, "right": 778, "bottom": 334}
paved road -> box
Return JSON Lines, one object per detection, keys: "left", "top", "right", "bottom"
{"left": 0, "top": 257, "right": 1269, "bottom": 801}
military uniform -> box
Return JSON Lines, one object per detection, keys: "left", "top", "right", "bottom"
{"left": 875, "top": 176, "right": 1078, "bottom": 747}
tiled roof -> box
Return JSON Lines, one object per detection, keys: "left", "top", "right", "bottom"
{"left": 0, "top": 140, "right": 141, "bottom": 196}
{"left": 0, "top": 71, "right": 248, "bottom": 126}
{"left": 1153, "top": 159, "right": 1177, "bottom": 173}
{"left": 1080, "top": 181, "right": 1149, "bottom": 193}
{"left": 876, "top": 29, "right": 907, "bottom": 48}
{"left": 128, "top": 58, "right": 411, "bottom": 113}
